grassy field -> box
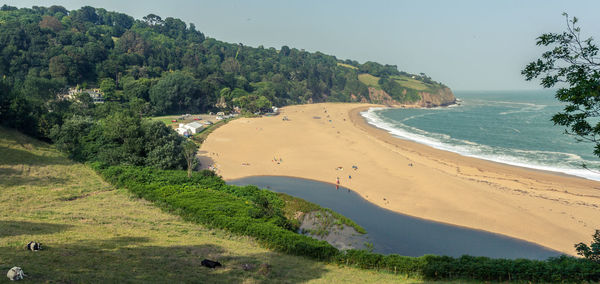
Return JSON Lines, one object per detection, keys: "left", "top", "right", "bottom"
{"left": 358, "top": 73, "right": 438, "bottom": 93}
{"left": 0, "top": 127, "right": 427, "bottom": 283}
{"left": 357, "top": 74, "right": 381, "bottom": 89}
{"left": 390, "top": 75, "right": 429, "bottom": 91}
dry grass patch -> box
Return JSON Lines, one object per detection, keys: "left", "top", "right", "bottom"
{"left": 336, "top": 62, "right": 358, "bottom": 70}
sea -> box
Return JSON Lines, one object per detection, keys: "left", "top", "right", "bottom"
{"left": 362, "top": 90, "right": 600, "bottom": 181}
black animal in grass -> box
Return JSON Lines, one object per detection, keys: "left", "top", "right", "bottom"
{"left": 201, "top": 259, "right": 222, "bottom": 269}
{"left": 26, "top": 241, "right": 42, "bottom": 251}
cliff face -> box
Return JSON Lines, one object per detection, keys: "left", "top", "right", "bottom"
{"left": 417, "top": 87, "right": 456, "bottom": 107}
{"left": 367, "top": 87, "right": 456, "bottom": 107}
{"left": 367, "top": 88, "right": 397, "bottom": 106}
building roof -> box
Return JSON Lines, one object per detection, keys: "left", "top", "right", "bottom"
{"left": 186, "top": 122, "right": 204, "bottom": 129}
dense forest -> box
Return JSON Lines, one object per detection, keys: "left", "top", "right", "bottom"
{"left": 0, "top": 5, "right": 448, "bottom": 168}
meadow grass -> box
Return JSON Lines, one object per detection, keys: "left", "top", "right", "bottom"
{"left": 149, "top": 114, "right": 190, "bottom": 126}
{"left": 390, "top": 75, "right": 429, "bottom": 91}
{"left": 358, "top": 74, "right": 381, "bottom": 89}
{"left": 0, "top": 127, "right": 426, "bottom": 283}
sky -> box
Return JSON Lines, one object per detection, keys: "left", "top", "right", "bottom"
{"left": 3, "top": 0, "right": 600, "bottom": 91}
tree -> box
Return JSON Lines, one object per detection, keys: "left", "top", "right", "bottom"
{"left": 99, "top": 78, "right": 117, "bottom": 100}
{"left": 522, "top": 13, "right": 600, "bottom": 158}
{"left": 574, "top": 229, "right": 600, "bottom": 263}
{"left": 142, "top": 120, "right": 185, "bottom": 169}
{"left": 143, "top": 14, "right": 163, "bottom": 26}
{"left": 39, "top": 15, "right": 63, "bottom": 32}
{"left": 280, "top": 45, "right": 290, "bottom": 56}
{"left": 182, "top": 139, "right": 198, "bottom": 178}
{"left": 149, "top": 71, "right": 200, "bottom": 114}
{"left": 49, "top": 115, "right": 96, "bottom": 161}
{"left": 233, "top": 94, "right": 272, "bottom": 114}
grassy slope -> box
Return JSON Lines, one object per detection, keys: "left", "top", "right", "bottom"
{"left": 0, "top": 127, "right": 423, "bottom": 283}
{"left": 390, "top": 75, "right": 429, "bottom": 91}
{"left": 357, "top": 73, "right": 442, "bottom": 94}
{"left": 357, "top": 74, "right": 381, "bottom": 90}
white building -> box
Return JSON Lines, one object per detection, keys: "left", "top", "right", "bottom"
{"left": 185, "top": 122, "right": 204, "bottom": 134}
{"left": 175, "top": 122, "right": 204, "bottom": 136}
{"left": 62, "top": 87, "right": 104, "bottom": 103}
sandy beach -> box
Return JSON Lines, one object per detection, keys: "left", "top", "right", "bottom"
{"left": 198, "top": 103, "right": 600, "bottom": 255}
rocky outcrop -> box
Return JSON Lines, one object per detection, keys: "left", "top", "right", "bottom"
{"left": 417, "top": 87, "right": 456, "bottom": 107}
{"left": 367, "top": 88, "right": 397, "bottom": 106}
{"left": 366, "top": 86, "right": 456, "bottom": 108}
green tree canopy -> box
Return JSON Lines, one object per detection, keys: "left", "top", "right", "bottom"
{"left": 522, "top": 13, "right": 600, "bottom": 159}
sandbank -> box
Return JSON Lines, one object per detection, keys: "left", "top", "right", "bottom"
{"left": 198, "top": 103, "right": 600, "bottom": 255}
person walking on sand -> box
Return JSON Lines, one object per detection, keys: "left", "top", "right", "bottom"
{"left": 336, "top": 177, "right": 340, "bottom": 184}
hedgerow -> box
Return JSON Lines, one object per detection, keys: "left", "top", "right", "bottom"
{"left": 91, "top": 162, "right": 338, "bottom": 259}
{"left": 91, "top": 162, "right": 600, "bottom": 282}
{"left": 335, "top": 249, "right": 600, "bottom": 282}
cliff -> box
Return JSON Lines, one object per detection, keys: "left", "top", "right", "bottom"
{"left": 367, "top": 87, "right": 456, "bottom": 108}
{"left": 417, "top": 87, "right": 456, "bottom": 107}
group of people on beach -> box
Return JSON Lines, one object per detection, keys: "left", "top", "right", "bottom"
{"left": 335, "top": 164, "right": 358, "bottom": 191}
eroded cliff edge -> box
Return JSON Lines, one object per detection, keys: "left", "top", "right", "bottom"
{"left": 367, "top": 86, "right": 456, "bottom": 108}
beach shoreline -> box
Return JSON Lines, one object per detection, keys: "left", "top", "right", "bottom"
{"left": 199, "top": 102, "right": 600, "bottom": 255}
{"left": 350, "top": 106, "right": 591, "bottom": 182}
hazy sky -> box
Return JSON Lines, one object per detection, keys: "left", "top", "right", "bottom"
{"left": 4, "top": 0, "right": 600, "bottom": 90}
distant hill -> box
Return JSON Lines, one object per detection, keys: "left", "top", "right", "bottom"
{"left": 0, "top": 4, "right": 454, "bottom": 119}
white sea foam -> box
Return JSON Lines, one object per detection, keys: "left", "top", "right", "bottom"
{"left": 499, "top": 104, "right": 547, "bottom": 115}
{"left": 361, "top": 108, "right": 600, "bottom": 181}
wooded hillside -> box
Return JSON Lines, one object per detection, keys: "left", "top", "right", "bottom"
{"left": 0, "top": 5, "right": 451, "bottom": 134}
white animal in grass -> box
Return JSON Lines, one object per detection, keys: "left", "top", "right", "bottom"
{"left": 6, "top": 267, "right": 25, "bottom": 281}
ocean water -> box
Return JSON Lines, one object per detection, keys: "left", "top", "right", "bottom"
{"left": 362, "top": 90, "right": 600, "bottom": 181}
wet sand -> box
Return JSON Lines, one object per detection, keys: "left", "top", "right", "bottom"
{"left": 198, "top": 103, "right": 600, "bottom": 255}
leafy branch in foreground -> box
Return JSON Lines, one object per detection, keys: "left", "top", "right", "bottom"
{"left": 575, "top": 229, "right": 600, "bottom": 263}
{"left": 522, "top": 13, "right": 600, "bottom": 157}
